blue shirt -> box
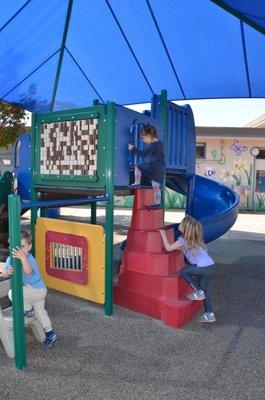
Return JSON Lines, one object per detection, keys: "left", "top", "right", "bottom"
{"left": 3, "top": 253, "right": 46, "bottom": 289}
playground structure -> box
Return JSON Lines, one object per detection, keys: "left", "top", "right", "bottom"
{"left": 0, "top": 90, "right": 239, "bottom": 369}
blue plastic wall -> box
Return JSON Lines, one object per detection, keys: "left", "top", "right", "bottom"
{"left": 114, "top": 105, "right": 162, "bottom": 187}
{"left": 151, "top": 96, "right": 196, "bottom": 177}
{"left": 13, "top": 132, "right": 31, "bottom": 200}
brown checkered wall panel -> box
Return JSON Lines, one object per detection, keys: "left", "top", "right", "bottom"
{"left": 40, "top": 119, "right": 98, "bottom": 176}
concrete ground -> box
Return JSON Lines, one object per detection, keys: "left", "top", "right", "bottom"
{"left": 0, "top": 209, "right": 264, "bottom": 400}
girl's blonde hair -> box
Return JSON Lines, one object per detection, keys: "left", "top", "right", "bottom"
{"left": 180, "top": 215, "right": 206, "bottom": 251}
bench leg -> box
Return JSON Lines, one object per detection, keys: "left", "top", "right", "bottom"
{"left": 29, "top": 320, "right": 45, "bottom": 343}
{"left": 0, "top": 328, "right": 14, "bottom": 358}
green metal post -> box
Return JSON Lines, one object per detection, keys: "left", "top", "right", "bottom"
{"left": 160, "top": 89, "right": 168, "bottom": 211}
{"left": 90, "top": 203, "right": 97, "bottom": 224}
{"left": 50, "top": 0, "right": 74, "bottom": 111}
{"left": 104, "top": 102, "right": 115, "bottom": 316}
{"left": 8, "top": 194, "right": 26, "bottom": 370}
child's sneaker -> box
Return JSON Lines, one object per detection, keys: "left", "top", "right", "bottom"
{"left": 43, "top": 330, "right": 58, "bottom": 349}
{"left": 187, "top": 290, "right": 205, "bottom": 301}
{"left": 147, "top": 203, "right": 162, "bottom": 210}
{"left": 128, "top": 183, "right": 141, "bottom": 189}
{"left": 24, "top": 307, "right": 35, "bottom": 318}
{"left": 197, "top": 312, "right": 216, "bottom": 323}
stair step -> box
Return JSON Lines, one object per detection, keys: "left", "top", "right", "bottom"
{"left": 123, "top": 248, "right": 184, "bottom": 274}
{"left": 132, "top": 188, "right": 156, "bottom": 210}
{"left": 114, "top": 188, "right": 199, "bottom": 329}
{"left": 131, "top": 208, "right": 164, "bottom": 230}
{"left": 126, "top": 228, "right": 175, "bottom": 253}
{"left": 117, "top": 267, "right": 192, "bottom": 299}
{"left": 114, "top": 284, "right": 203, "bottom": 329}
{"left": 161, "top": 298, "right": 203, "bottom": 328}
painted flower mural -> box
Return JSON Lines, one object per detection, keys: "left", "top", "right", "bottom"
{"left": 229, "top": 139, "right": 248, "bottom": 156}
{"left": 220, "top": 168, "right": 235, "bottom": 183}
{"left": 233, "top": 160, "right": 252, "bottom": 186}
{"left": 233, "top": 160, "right": 248, "bottom": 172}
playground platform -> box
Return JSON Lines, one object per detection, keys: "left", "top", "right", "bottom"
{"left": 0, "top": 210, "right": 264, "bottom": 400}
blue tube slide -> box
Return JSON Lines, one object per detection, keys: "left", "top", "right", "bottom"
{"left": 166, "top": 174, "right": 239, "bottom": 243}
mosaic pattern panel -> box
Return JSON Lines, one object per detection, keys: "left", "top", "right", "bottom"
{"left": 40, "top": 119, "right": 98, "bottom": 176}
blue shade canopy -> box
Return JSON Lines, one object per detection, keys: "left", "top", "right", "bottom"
{"left": 0, "top": 0, "right": 265, "bottom": 113}
{"left": 211, "top": 1, "right": 265, "bottom": 34}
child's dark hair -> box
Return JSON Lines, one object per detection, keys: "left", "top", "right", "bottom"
{"left": 141, "top": 124, "right": 157, "bottom": 139}
{"left": 21, "top": 230, "right": 32, "bottom": 245}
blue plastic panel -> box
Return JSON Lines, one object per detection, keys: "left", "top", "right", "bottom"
{"left": 13, "top": 132, "right": 31, "bottom": 200}
{"left": 114, "top": 105, "right": 162, "bottom": 186}
{"left": 152, "top": 96, "right": 195, "bottom": 177}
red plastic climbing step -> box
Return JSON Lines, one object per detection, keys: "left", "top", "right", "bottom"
{"left": 114, "top": 189, "right": 202, "bottom": 328}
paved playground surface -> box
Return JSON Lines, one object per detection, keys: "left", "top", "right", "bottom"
{"left": 0, "top": 209, "right": 264, "bottom": 400}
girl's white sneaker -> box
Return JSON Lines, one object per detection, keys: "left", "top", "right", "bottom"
{"left": 187, "top": 290, "right": 205, "bottom": 301}
{"left": 197, "top": 312, "right": 216, "bottom": 323}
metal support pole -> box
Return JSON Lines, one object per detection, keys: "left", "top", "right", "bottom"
{"left": 90, "top": 203, "right": 97, "bottom": 224}
{"left": 31, "top": 113, "right": 38, "bottom": 255}
{"left": 160, "top": 89, "right": 168, "bottom": 211}
{"left": 104, "top": 102, "right": 115, "bottom": 316}
{"left": 8, "top": 194, "right": 26, "bottom": 370}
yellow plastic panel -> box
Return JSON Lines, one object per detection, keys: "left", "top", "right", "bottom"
{"left": 36, "top": 218, "right": 105, "bottom": 304}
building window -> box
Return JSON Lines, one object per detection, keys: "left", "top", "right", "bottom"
{"left": 196, "top": 143, "right": 206, "bottom": 159}
{"left": 256, "top": 148, "right": 265, "bottom": 159}
{"left": 256, "top": 171, "right": 265, "bottom": 192}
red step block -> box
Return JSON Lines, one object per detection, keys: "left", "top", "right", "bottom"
{"left": 130, "top": 208, "right": 164, "bottom": 230}
{"left": 114, "top": 283, "right": 202, "bottom": 329}
{"left": 126, "top": 229, "right": 170, "bottom": 252}
{"left": 123, "top": 249, "right": 184, "bottom": 275}
{"left": 132, "top": 188, "right": 155, "bottom": 210}
{"left": 113, "top": 188, "right": 202, "bottom": 329}
{"left": 117, "top": 267, "right": 192, "bottom": 300}
{"left": 161, "top": 298, "right": 202, "bottom": 329}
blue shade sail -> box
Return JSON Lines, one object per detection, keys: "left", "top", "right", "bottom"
{"left": 0, "top": 0, "right": 265, "bottom": 113}
{"left": 53, "top": 50, "right": 103, "bottom": 111}
{"left": 211, "top": 0, "right": 265, "bottom": 33}
{"left": 2, "top": 53, "right": 60, "bottom": 113}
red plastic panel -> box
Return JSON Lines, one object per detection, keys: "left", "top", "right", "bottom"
{"left": 45, "top": 230, "right": 89, "bottom": 285}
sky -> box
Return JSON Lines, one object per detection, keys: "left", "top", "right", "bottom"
{"left": 127, "top": 98, "right": 265, "bottom": 127}
{"left": 23, "top": 98, "right": 265, "bottom": 128}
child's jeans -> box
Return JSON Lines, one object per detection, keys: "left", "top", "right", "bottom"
{"left": 180, "top": 264, "right": 215, "bottom": 313}
{"left": 8, "top": 285, "right": 52, "bottom": 331}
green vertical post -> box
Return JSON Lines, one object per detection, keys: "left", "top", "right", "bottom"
{"left": 160, "top": 89, "right": 168, "bottom": 210}
{"left": 50, "top": 0, "right": 74, "bottom": 111}
{"left": 90, "top": 203, "right": 97, "bottom": 224}
{"left": 8, "top": 194, "right": 26, "bottom": 370}
{"left": 104, "top": 102, "right": 115, "bottom": 316}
